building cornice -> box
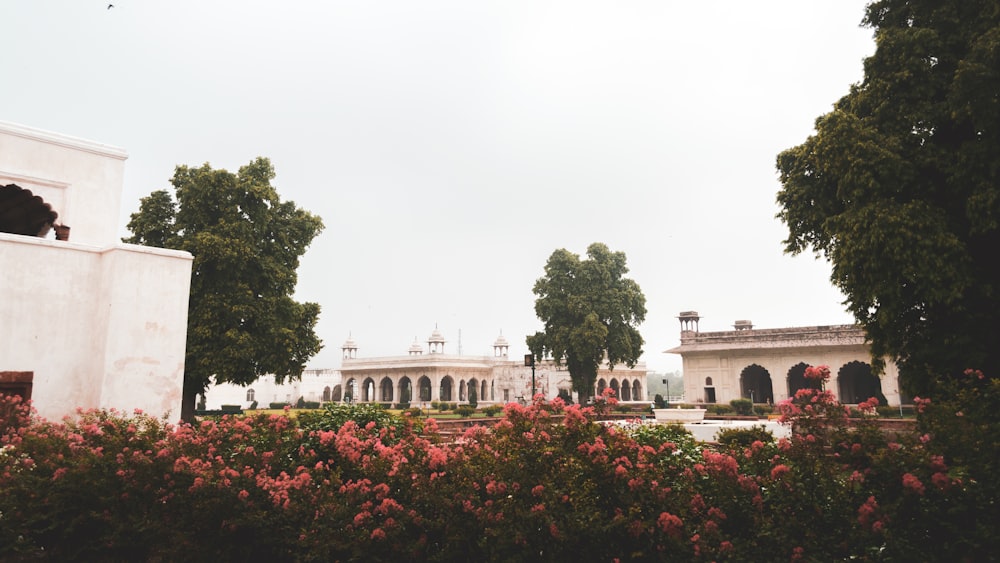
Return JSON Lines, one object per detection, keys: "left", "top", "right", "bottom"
{"left": 665, "top": 324, "right": 866, "bottom": 354}
{"left": 0, "top": 120, "right": 128, "bottom": 161}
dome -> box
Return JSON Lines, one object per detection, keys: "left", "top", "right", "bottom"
{"left": 408, "top": 338, "right": 424, "bottom": 354}
{"left": 493, "top": 333, "right": 509, "bottom": 347}
{"left": 341, "top": 336, "right": 357, "bottom": 349}
{"left": 427, "top": 328, "right": 446, "bottom": 343}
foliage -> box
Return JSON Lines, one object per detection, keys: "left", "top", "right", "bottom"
{"left": 557, "top": 388, "right": 574, "bottom": 405}
{"left": 296, "top": 402, "right": 402, "bottom": 437}
{"left": 481, "top": 405, "right": 504, "bottom": 417}
{"left": 729, "top": 398, "right": 753, "bottom": 416}
{"left": 454, "top": 405, "right": 476, "bottom": 418}
{"left": 1, "top": 365, "right": 996, "bottom": 561}
{"left": 468, "top": 385, "right": 478, "bottom": 409}
{"left": 705, "top": 404, "right": 734, "bottom": 415}
{"left": 124, "top": 157, "right": 324, "bottom": 421}
{"left": 653, "top": 394, "right": 665, "bottom": 409}
{"left": 527, "top": 243, "right": 646, "bottom": 406}
{"left": 714, "top": 425, "right": 775, "bottom": 451}
{"left": 775, "top": 0, "right": 1000, "bottom": 396}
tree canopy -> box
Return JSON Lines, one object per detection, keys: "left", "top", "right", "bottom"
{"left": 528, "top": 243, "right": 646, "bottom": 406}
{"left": 776, "top": 0, "right": 1000, "bottom": 396}
{"left": 124, "top": 157, "right": 324, "bottom": 421}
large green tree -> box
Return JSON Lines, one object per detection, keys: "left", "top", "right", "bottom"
{"left": 776, "top": 0, "right": 1000, "bottom": 396}
{"left": 125, "top": 157, "right": 324, "bottom": 421}
{"left": 528, "top": 243, "right": 646, "bottom": 406}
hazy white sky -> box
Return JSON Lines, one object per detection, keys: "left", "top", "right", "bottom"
{"left": 3, "top": 0, "right": 875, "bottom": 374}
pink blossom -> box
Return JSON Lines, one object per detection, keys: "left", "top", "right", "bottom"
{"left": 902, "top": 473, "right": 925, "bottom": 495}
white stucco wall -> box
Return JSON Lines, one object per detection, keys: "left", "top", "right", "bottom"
{"left": 202, "top": 369, "right": 342, "bottom": 410}
{"left": 1, "top": 121, "right": 193, "bottom": 421}
{"left": 668, "top": 323, "right": 903, "bottom": 406}
{"left": 0, "top": 121, "right": 127, "bottom": 246}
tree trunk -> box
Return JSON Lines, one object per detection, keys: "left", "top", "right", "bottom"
{"left": 180, "top": 381, "right": 198, "bottom": 423}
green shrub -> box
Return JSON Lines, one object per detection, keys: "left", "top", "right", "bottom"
{"left": 430, "top": 401, "right": 441, "bottom": 410}
{"left": 877, "top": 405, "right": 914, "bottom": 418}
{"left": 405, "top": 407, "right": 423, "bottom": 417}
{"left": 295, "top": 396, "right": 306, "bottom": 409}
{"left": 653, "top": 394, "right": 665, "bottom": 408}
{"left": 753, "top": 404, "right": 773, "bottom": 416}
{"left": 706, "top": 404, "right": 734, "bottom": 415}
{"left": 557, "top": 388, "right": 573, "bottom": 404}
{"left": 715, "top": 424, "right": 775, "bottom": 450}
{"left": 482, "top": 405, "right": 504, "bottom": 417}
{"left": 220, "top": 405, "right": 242, "bottom": 414}
{"left": 454, "top": 405, "right": 476, "bottom": 418}
{"left": 729, "top": 398, "right": 754, "bottom": 416}
{"left": 268, "top": 402, "right": 290, "bottom": 410}
{"left": 297, "top": 402, "right": 401, "bottom": 437}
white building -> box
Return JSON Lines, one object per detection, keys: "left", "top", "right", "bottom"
{"left": 200, "top": 369, "right": 340, "bottom": 410}
{"left": 0, "top": 121, "right": 193, "bottom": 421}
{"left": 666, "top": 311, "right": 905, "bottom": 406}
{"left": 203, "top": 327, "right": 648, "bottom": 409}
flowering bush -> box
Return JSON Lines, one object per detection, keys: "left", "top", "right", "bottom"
{"left": 1, "top": 368, "right": 996, "bottom": 561}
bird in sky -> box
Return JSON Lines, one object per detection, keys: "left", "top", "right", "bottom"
{"left": 107, "top": 4, "right": 114, "bottom": 9}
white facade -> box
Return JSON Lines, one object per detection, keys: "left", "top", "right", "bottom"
{"left": 1, "top": 121, "right": 193, "bottom": 421}
{"left": 202, "top": 329, "right": 649, "bottom": 409}
{"left": 666, "top": 312, "right": 904, "bottom": 406}
{"left": 202, "top": 369, "right": 341, "bottom": 410}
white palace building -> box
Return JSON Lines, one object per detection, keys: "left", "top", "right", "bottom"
{"left": 202, "top": 327, "right": 649, "bottom": 410}
{"left": 666, "top": 311, "right": 906, "bottom": 407}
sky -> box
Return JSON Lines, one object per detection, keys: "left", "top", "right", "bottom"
{"left": 2, "top": 0, "right": 876, "bottom": 374}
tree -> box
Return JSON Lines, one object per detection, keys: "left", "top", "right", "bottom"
{"left": 124, "top": 157, "right": 324, "bottom": 421}
{"left": 467, "top": 384, "right": 478, "bottom": 409}
{"left": 776, "top": 1, "right": 1000, "bottom": 396}
{"left": 528, "top": 243, "right": 646, "bottom": 406}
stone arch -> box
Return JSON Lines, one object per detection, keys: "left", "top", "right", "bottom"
{"left": 417, "top": 376, "right": 432, "bottom": 402}
{"left": 322, "top": 386, "right": 331, "bottom": 402}
{"left": 609, "top": 379, "right": 620, "bottom": 398}
{"left": 0, "top": 184, "right": 60, "bottom": 238}
{"left": 331, "top": 384, "right": 342, "bottom": 402}
{"left": 344, "top": 379, "right": 357, "bottom": 402}
{"left": 458, "top": 380, "right": 467, "bottom": 401}
{"left": 597, "top": 378, "right": 608, "bottom": 393}
{"left": 440, "top": 376, "right": 453, "bottom": 402}
{"left": 481, "top": 380, "right": 488, "bottom": 401}
{"left": 705, "top": 377, "right": 713, "bottom": 386}
{"left": 620, "top": 378, "right": 632, "bottom": 400}
{"left": 837, "top": 361, "right": 886, "bottom": 405}
{"left": 380, "top": 377, "right": 394, "bottom": 402}
{"left": 740, "top": 364, "right": 774, "bottom": 404}
{"left": 246, "top": 388, "right": 255, "bottom": 402}
{"left": 787, "top": 362, "right": 821, "bottom": 397}
{"left": 398, "top": 377, "right": 412, "bottom": 405}
{"left": 632, "top": 379, "right": 642, "bottom": 401}
{"left": 362, "top": 378, "right": 375, "bottom": 402}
